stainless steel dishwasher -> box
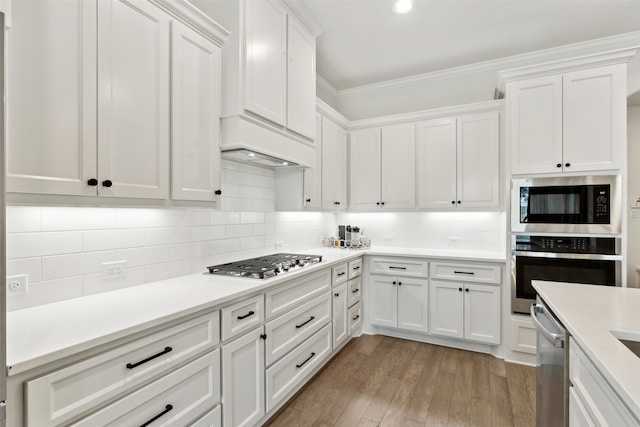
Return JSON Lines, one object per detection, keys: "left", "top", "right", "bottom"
{"left": 531, "top": 296, "right": 569, "bottom": 427}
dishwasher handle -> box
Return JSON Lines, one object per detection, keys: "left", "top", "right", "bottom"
{"left": 530, "top": 303, "right": 566, "bottom": 349}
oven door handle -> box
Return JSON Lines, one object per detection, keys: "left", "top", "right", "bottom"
{"left": 513, "top": 251, "right": 621, "bottom": 261}
{"left": 530, "top": 303, "right": 566, "bottom": 348}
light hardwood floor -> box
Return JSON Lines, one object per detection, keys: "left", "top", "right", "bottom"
{"left": 265, "top": 335, "right": 536, "bottom": 427}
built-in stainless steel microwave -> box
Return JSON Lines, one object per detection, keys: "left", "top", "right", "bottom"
{"left": 511, "top": 175, "right": 621, "bottom": 234}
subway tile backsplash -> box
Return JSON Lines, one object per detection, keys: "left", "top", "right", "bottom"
{"left": 5, "top": 160, "right": 505, "bottom": 311}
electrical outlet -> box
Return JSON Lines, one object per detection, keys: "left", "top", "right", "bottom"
{"left": 7, "top": 274, "right": 29, "bottom": 295}
{"left": 449, "top": 236, "right": 460, "bottom": 248}
{"left": 102, "top": 261, "right": 127, "bottom": 277}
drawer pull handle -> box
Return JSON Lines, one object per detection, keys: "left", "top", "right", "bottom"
{"left": 352, "top": 288, "right": 359, "bottom": 293}
{"left": 454, "top": 271, "right": 474, "bottom": 275}
{"left": 352, "top": 314, "right": 360, "bottom": 321}
{"left": 353, "top": 266, "right": 360, "bottom": 270}
{"left": 296, "top": 352, "right": 316, "bottom": 368}
{"left": 296, "top": 316, "right": 315, "bottom": 329}
{"left": 389, "top": 266, "right": 406, "bottom": 270}
{"left": 337, "top": 272, "right": 346, "bottom": 276}
{"left": 126, "top": 346, "right": 172, "bottom": 369}
{"left": 140, "top": 404, "right": 173, "bottom": 427}
{"left": 237, "top": 310, "right": 255, "bottom": 320}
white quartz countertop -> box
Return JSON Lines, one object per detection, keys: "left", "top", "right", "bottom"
{"left": 533, "top": 281, "right": 640, "bottom": 420}
{"left": 6, "top": 246, "right": 506, "bottom": 376}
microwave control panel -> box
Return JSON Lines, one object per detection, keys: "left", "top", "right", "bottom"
{"left": 513, "top": 235, "right": 618, "bottom": 255}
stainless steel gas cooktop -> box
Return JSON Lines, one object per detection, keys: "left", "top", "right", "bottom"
{"left": 206, "top": 253, "right": 323, "bottom": 279}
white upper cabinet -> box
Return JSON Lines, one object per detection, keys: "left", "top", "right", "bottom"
{"left": 243, "top": 0, "right": 287, "bottom": 127}
{"left": 97, "top": 0, "right": 170, "bottom": 199}
{"left": 171, "top": 20, "right": 222, "bottom": 202}
{"left": 508, "top": 63, "right": 626, "bottom": 175}
{"left": 7, "top": 0, "right": 97, "bottom": 196}
{"left": 321, "top": 117, "right": 347, "bottom": 209}
{"left": 416, "top": 111, "right": 500, "bottom": 209}
{"left": 302, "top": 114, "right": 323, "bottom": 209}
{"left": 286, "top": 15, "right": 316, "bottom": 139}
{"left": 349, "top": 123, "right": 415, "bottom": 210}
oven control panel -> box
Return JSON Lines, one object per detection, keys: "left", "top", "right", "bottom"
{"left": 513, "top": 235, "right": 618, "bottom": 255}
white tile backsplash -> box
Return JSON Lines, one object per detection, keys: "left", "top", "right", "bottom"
{"left": 5, "top": 162, "right": 505, "bottom": 311}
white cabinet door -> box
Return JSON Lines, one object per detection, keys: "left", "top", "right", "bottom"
{"left": 332, "top": 282, "right": 349, "bottom": 349}
{"left": 171, "top": 20, "right": 222, "bottom": 202}
{"left": 463, "top": 283, "right": 500, "bottom": 344}
{"left": 416, "top": 118, "right": 457, "bottom": 208}
{"left": 562, "top": 64, "right": 625, "bottom": 172}
{"left": 303, "top": 114, "right": 322, "bottom": 208}
{"left": 97, "top": 0, "right": 170, "bottom": 199}
{"left": 381, "top": 123, "right": 416, "bottom": 210}
{"left": 508, "top": 74, "right": 563, "bottom": 175}
{"left": 286, "top": 14, "right": 316, "bottom": 139}
{"left": 349, "top": 128, "right": 381, "bottom": 210}
{"left": 321, "top": 118, "right": 347, "bottom": 209}
{"left": 243, "top": 0, "right": 287, "bottom": 127}
{"left": 7, "top": 0, "right": 97, "bottom": 196}
{"left": 429, "top": 280, "right": 464, "bottom": 339}
{"left": 396, "top": 277, "right": 428, "bottom": 332}
{"left": 369, "top": 275, "right": 397, "bottom": 328}
{"left": 222, "top": 327, "right": 265, "bottom": 427}
{"left": 457, "top": 112, "right": 500, "bottom": 208}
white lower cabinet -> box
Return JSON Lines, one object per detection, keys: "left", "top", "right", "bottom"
{"left": 429, "top": 280, "right": 500, "bottom": 344}
{"left": 332, "top": 282, "right": 349, "bottom": 349}
{"left": 222, "top": 326, "right": 265, "bottom": 427}
{"left": 348, "top": 301, "right": 362, "bottom": 334}
{"left": 569, "top": 338, "right": 639, "bottom": 426}
{"left": 369, "top": 274, "right": 429, "bottom": 332}
{"left": 72, "top": 350, "right": 221, "bottom": 426}
{"left": 266, "top": 324, "right": 332, "bottom": 411}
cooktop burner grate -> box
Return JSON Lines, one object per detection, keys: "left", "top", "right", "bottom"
{"left": 206, "top": 253, "right": 323, "bottom": 279}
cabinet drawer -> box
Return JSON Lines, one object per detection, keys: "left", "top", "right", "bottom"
{"left": 332, "top": 263, "right": 348, "bottom": 285}
{"left": 72, "top": 350, "right": 221, "bottom": 427}
{"left": 222, "top": 294, "right": 264, "bottom": 341}
{"left": 266, "top": 324, "right": 332, "bottom": 412}
{"left": 190, "top": 404, "right": 221, "bottom": 427}
{"left": 265, "top": 293, "right": 331, "bottom": 366}
{"left": 349, "top": 302, "right": 362, "bottom": 335}
{"left": 348, "top": 276, "right": 362, "bottom": 307}
{"left": 26, "top": 312, "right": 220, "bottom": 427}
{"left": 265, "top": 269, "right": 330, "bottom": 319}
{"left": 569, "top": 340, "right": 639, "bottom": 426}
{"left": 430, "top": 262, "right": 501, "bottom": 284}
{"left": 369, "top": 257, "right": 428, "bottom": 277}
{"left": 348, "top": 258, "right": 363, "bottom": 279}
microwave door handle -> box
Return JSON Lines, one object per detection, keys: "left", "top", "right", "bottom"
{"left": 530, "top": 304, "right": 566, "bottom": 348}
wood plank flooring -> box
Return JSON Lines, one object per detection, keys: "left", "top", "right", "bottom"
{"left": 265, "top": 335, "right": 536, "bottom": 427}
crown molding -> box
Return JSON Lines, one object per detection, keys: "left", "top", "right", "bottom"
{"left": 284, "top": 0, "right": 324, "bottom": 37}
{"left": 348, "top": 99, "right": 505, "bottom": 130}
{"left": 316, "top": 74, "right": 339, "bottom": 100}
{"left": 150, "top": 0, "right": 229, "bottom": 46}
{"left": 337, "top": 31, "right": 640, "bottom": 99}
{"left": 316, "top": 98, "right": 350, "bottom": 128}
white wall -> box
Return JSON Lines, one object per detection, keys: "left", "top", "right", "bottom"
{"left": 627, "top": 106, "right": 640, "bottom": 288}
{"left": 5, "top": 160, "right": 336, "bottom": 311}
{"left": 336, "top": 211, "right": 505, "bottom": 252}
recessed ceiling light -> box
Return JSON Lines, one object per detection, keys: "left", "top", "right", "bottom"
{"left": 393, "top": 0, "right": 414, "bottom": 14}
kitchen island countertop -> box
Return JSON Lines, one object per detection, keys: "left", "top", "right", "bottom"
{"left": 533, "top": 281, "right": 640, "bottom": 421}
{"left": 7, "top": 246, "right": 506, "bottom": 376}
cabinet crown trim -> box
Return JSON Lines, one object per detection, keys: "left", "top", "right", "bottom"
{"left": 150, "top": 0, "right": 230, "bottom": 46}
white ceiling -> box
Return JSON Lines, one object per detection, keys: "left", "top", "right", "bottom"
{"left": 301, "top": 0, "right": 640, "bottom": 91}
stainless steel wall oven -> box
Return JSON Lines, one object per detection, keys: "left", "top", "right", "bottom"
{"left": 511, "top": 235, "right": 621, "bottom": 314}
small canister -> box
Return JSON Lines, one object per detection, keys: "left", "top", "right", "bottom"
{"left": 351, "top": 226, "right": 360, "bottom": 247}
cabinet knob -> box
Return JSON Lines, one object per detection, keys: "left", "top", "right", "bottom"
{"left": 306, "top": 198, "right": 311, "bottom": 203}
{"left": 87, "top": 178, "right": 98, "bottom": 186}
{"left": 565, "top": 163, "right": 571, "bottom": 168}
{"left": 214, "top": 189, "right": 222, "bottom": 195}
{"left": 451, "top": 201, "right": 455, "bottom": 204}
{"left": 457, "top": 201, "right": 461, "bottom": 204}
{"left": 376, "top": 202, "right": 380, "bottom": 205}
{"left": 398, "top": 281, "right": 402, "bottom": 286}
{"left": 381, "top": 202, "right": 385, "bottom": 206}
{"left": 465, "top": 288, "right": 469, "bottom": 292}
{"left": 102, "top": 179, "right": 113, "bottom": 188}
{"left": 260, "top": 333, "right": 267, "bottom": 340}
{"left": 334, "top": 292, "right": 340, "bottom": 297}
{"left": 556, "top": 163, "right": 562, "bottom": 168}
{"left": 334, "top": 201, "right": 340, "bottom": 205}
{"left": 458, "top": 287, "right": 463, "bottom": 292}
{"left": 392, "top": 281, "right": 396, "bottom": 285}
